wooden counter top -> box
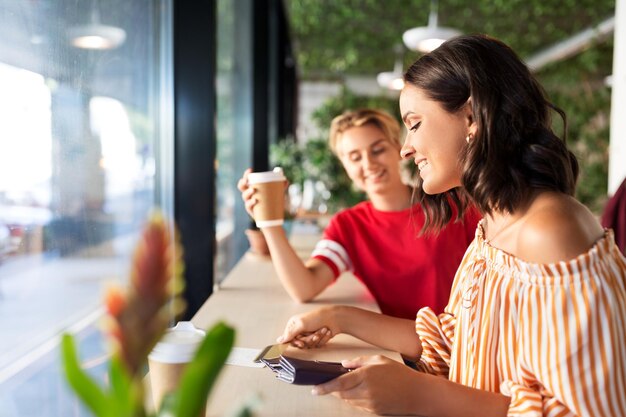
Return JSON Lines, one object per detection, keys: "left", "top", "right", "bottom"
{"left": 191, "top": 226, "right": 402, "bottom": 416}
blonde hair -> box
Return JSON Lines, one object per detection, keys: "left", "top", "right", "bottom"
{"left": 328, "top": 108, "right": 402, "bottom": 156}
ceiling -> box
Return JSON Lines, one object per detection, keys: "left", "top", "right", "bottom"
{"left": 284, "top": 0, "right": 616, "bottom": 81}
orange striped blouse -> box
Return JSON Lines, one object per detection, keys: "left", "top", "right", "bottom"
{"left": 415, "top": 223, "right": 626, "bottom": 417}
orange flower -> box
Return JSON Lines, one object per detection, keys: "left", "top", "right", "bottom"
{"left": 104, "top": 286, "right": 126, "bottom": 317}
{"left": 103, "top": 211, "right": 185, "bottom": 376}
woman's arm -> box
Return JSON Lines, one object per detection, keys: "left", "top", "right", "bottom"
{"left": 238, "top": 169, "right": 334, "bottom": 302}
{"left": 262, "top": 226, "right": 334, "bottom": 302}
{"left": 278, "top": 305, "right": 422, "bottom": 360}
{"left": 313, "top": 356, "right": 510, "bottom": 417}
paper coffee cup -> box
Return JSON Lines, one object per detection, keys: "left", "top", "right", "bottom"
{"left": 248, "top": 167, "right": 286, "bottom": 228}
{"left": 148, "top": 321, "right": 205, "bottom": 411}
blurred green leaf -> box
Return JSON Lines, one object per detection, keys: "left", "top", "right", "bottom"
{"left": 109, "top": 356, "right": 145, "bottom": 417}
{"left": 171, "top": 322, "right": 235, "bottom": 417}
{"left": 63, "top": 323, "right": 238, "bottom": 417}
{"left": 61, "top": 334, "right": 113, "bottom": 417}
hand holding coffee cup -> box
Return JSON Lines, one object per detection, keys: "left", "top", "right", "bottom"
{"left": 245, "top": 167, "right": 286, "bottom": 228}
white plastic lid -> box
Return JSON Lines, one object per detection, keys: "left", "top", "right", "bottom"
{"left": 148, "top": 321, "right": 206, "bottom": 364}
{"left": 247, "top": 167, "right": 285, "bottom": 184}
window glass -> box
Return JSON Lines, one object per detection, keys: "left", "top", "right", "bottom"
{"left": 0, "top": 1, "right": 172, "bottom": 415}
{"left": 215, "top": 0, "right": 253, "bottom": 284}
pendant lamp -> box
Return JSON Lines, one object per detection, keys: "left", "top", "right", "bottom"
{"left": 402, "top": 0, "right": 461, "bottom": 53}
{"left": 68, "top": 6, "right": 126, "bottom": 50}
{"left": 376, "top": 44, "right": 405, "bottom": 90}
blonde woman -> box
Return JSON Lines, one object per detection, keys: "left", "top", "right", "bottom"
{"left": 238, "top": 109, "right": 480, "bottom": 319}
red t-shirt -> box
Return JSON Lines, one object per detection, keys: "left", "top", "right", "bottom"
{"left": 312, "top": 201, "right": 481, "bottom": 319}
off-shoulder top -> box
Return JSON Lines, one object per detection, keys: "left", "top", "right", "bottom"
{"left": 415, "top": 221, "right": 626, "bottom": 417}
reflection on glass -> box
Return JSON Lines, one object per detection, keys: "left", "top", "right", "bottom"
{"left": 214, "top": 0, "right": 253, "bottom": 285}
{"left": 0, "top": 1, "right": 172, "bottom": 415}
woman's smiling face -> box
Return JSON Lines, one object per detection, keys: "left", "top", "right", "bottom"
{"left": 399, "top": 84, "right": 474, "bottom": 195}
{"left": 336, "top": 123, "right": 404, "bottom": 195}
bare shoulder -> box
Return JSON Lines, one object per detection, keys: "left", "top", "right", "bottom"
{"left": 515, "top": 192, "right": 605, "bottom": 264}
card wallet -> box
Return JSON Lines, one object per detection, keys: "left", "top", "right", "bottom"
{"left": 273, "top": 355, "right": 350, "bottom": 385}
{"left": 260, "top": 355, "right": 282, "bottom": 372}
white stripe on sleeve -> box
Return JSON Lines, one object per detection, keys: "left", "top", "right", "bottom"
{"left": 311, "top": 239, "right": 353, "bottom": 273}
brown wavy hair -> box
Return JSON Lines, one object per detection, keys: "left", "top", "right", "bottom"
{"left": 404, "top": 34, "right": 579, "bottom": 232}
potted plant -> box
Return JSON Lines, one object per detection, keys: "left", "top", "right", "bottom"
{"left": 61, "top": 212, "right": 254, "bottom": 417}
{"left": 244, "top": 219, "right": 270, "bottom": 257}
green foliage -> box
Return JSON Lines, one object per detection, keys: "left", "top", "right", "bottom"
{"left": 62, "top": 322, "right": 241, "bottom": 417}
{"left": 285, "top": 0, "right": 615, "bottom": 78}
{"left": 285, "top": 1, "right": 615, "bottom": 213}
{"left": 310, "top": 86, "right": 400, "bottom": 127}
{"left": 537, "top": 44, "right": 612, "bottom": 213}
{"left": 269, "top": 139, "right": 307, "bottom": 187}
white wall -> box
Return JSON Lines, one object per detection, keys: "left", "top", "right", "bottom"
{"left": 297, "top": 81, "right": 341, "bottom": 141}
{"left": 297, "top": 76, "right": 398, "bottom": 142}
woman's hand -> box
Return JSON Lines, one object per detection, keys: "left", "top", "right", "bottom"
{"left": 237, "top": 168, "right": 290, "bottom": 220}
{"left": 291, "top": 327, "right": 333, "bottom": 349}
{"left": 236, "top": 168, "right": 256, "bottom": 218}
{"left": 277, "top": 306, "right": 340, "bottom": 348}
{"left": 312, "top": 355, "right": 422, "bottom": 415}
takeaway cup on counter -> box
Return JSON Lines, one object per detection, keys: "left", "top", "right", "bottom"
{"left": 148, "top": 321, "right": 205, "bottom": 411}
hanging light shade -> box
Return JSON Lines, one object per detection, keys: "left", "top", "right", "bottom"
{"left": 377, "top": 44, "right": 405, "bottom": 91}
{"left": 376, "top": 71, "right": 405, "bottom": 90}
{"left": 68, "top": 8, "right": 126, "bottom": 50}
{"left": 402, "top": 0, "right": 461, "bottom": 53}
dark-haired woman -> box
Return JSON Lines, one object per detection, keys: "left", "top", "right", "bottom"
{"left": 277, "top": 34, "right": 626, "bottom": 416}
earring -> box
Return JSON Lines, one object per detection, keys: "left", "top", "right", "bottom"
{"left": 465, "top": 134, "right": 472, "bottom": 143}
